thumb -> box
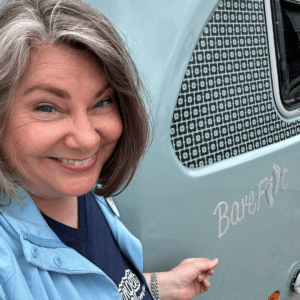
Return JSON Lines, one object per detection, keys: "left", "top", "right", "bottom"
{"left": 198, "top": 258, "right": 218, "bottom": 273}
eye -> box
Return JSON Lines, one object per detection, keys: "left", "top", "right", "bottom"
{"left": 34, "top": 104, "right": 57, "bottom": 113}
{"left": 95, "top": 98, "right": 111, "bottom": 108}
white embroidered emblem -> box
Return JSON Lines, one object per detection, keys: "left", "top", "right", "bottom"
{"left": 118, "top": 269, "right": 146, "bottom": 300}
{"left": 213, "top": 164, "right": 288, "bottom": 238}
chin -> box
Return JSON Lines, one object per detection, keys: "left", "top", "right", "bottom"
{"left": 62, "top": 187, "right": 94, "bottom": 197}
{"left": 62, "top": 182, "right": 97, "bottom": 197}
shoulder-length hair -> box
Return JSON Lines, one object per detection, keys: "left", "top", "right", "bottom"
{"left": 0, "top": 0, "right": 152, "bottom": 208}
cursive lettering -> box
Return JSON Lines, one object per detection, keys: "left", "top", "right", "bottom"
{"left": 213, "top": 165, "right": 288, "bottom": 238}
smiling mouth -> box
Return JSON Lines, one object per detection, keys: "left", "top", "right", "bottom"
{"left": 52, "top": 155, "right": 94, "bottom": 166}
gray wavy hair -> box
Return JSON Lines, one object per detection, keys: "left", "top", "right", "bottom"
{"left": 0, "top": 0, "right": 152, "bottom": 209}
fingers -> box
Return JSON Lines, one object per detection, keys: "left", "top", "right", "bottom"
{"left": 192, "top": 258, "right": 218, "bottom": 294}
{"left": 197, "top": 273, "right": 211, "bottom": 294}
{"left": 197, "top": 273, "right": 209, "bottom": 282}
{"left": 206, "top": 269, "right": 214, "bottom": 276}
{"left": 197, "top": 258, "right": 218, "bottom": 273}
{"left": 201, "top": 280, "right": 210, "bottom": 292}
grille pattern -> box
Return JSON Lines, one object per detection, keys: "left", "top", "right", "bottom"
{"left": 170, "top": 0, "right": 300, "bottom": 168}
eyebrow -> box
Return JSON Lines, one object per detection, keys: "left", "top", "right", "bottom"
{"left": 22, "top": 82, "right": 112, "bottom": 100}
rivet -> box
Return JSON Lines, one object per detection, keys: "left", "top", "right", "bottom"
{"left": 54, "top": 256, "right": 63, "bottom": 267}
{"left": 31, "top": 246, "right": 38, "bottom": 258}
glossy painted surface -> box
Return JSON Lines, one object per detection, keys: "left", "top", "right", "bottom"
{"left": 87, "top": 0, "right": 300, "bottom": 299}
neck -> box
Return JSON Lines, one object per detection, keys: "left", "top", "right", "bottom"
{"left": 33, "top": 195, "right": 79, "bottom": 229}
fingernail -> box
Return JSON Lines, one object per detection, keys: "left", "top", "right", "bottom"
{"left": 214, "top": 258, "right": 218, "bottom": 262}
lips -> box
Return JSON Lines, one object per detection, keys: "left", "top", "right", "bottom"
{"left": 52, "top": 153, "right": 99, "bottom": 173}
{"left": 57, "top": 156, "right": 93, "bottom": 166}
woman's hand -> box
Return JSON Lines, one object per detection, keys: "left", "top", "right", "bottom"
{"left": 166, "top": 258, "right": 218, "bottom": 300}
{"left": 145, "top": 257, "right": 218, "bottom": 300}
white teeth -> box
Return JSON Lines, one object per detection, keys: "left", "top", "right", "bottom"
{"left": 57, "top": 155, "right": 94, "bottom": 166}
{"left": 82, "top": 157, "right": 93, "bottom": 164}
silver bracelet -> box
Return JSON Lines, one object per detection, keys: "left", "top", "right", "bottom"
{"left": 150, "top": 272, "right": 159, "bottom": 300}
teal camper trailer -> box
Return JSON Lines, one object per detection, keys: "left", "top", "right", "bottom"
{"left": 87, "top": 0, "right": 300, "bottom": 299}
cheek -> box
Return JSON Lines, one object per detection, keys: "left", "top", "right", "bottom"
{"left": 2, "top": 135, "right": 29, "bottom": 178}
{"left": 3, "top": 127, "right": 29, "bottom": 169}
{"left": 2, "top": 117, "right": 47, "bottom": 166}
{"left": 110, "top": 118, "right": 123, "bottom": 142}
{"left": 96, "top": 113, "right": 123, "bottom": 143}
{"left": 112, "top": 112, "right": 123, "bottom": 139}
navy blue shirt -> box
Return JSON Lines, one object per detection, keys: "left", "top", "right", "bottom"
{"left": 42, "top": 193, "right": 153, "bottom": 300}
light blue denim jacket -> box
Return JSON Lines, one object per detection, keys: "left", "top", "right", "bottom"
{"left": 0, "top": 191, "right": 150, "bottom": 299}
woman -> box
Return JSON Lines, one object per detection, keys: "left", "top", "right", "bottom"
{"left": 0, "top": 0, "right": 218, "bottom": 299}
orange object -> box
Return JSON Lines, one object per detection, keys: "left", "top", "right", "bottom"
{"left": 268, "top": 291, "right": 280, "bottom": 300}
{"left": 285, "top": 92, "right": 296, "bottom": 100}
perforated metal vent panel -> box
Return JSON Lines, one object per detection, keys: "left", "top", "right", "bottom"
{"left": 170, "top": 0, "right": 300, "bottom": 169}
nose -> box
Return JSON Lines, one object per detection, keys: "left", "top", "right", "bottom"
{"left": 63, "top": 114, "right": 100, "bottom": 152}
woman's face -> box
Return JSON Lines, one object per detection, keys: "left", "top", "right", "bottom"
{"left": 2, "top": 43, "right": 123, "bottom": 199}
